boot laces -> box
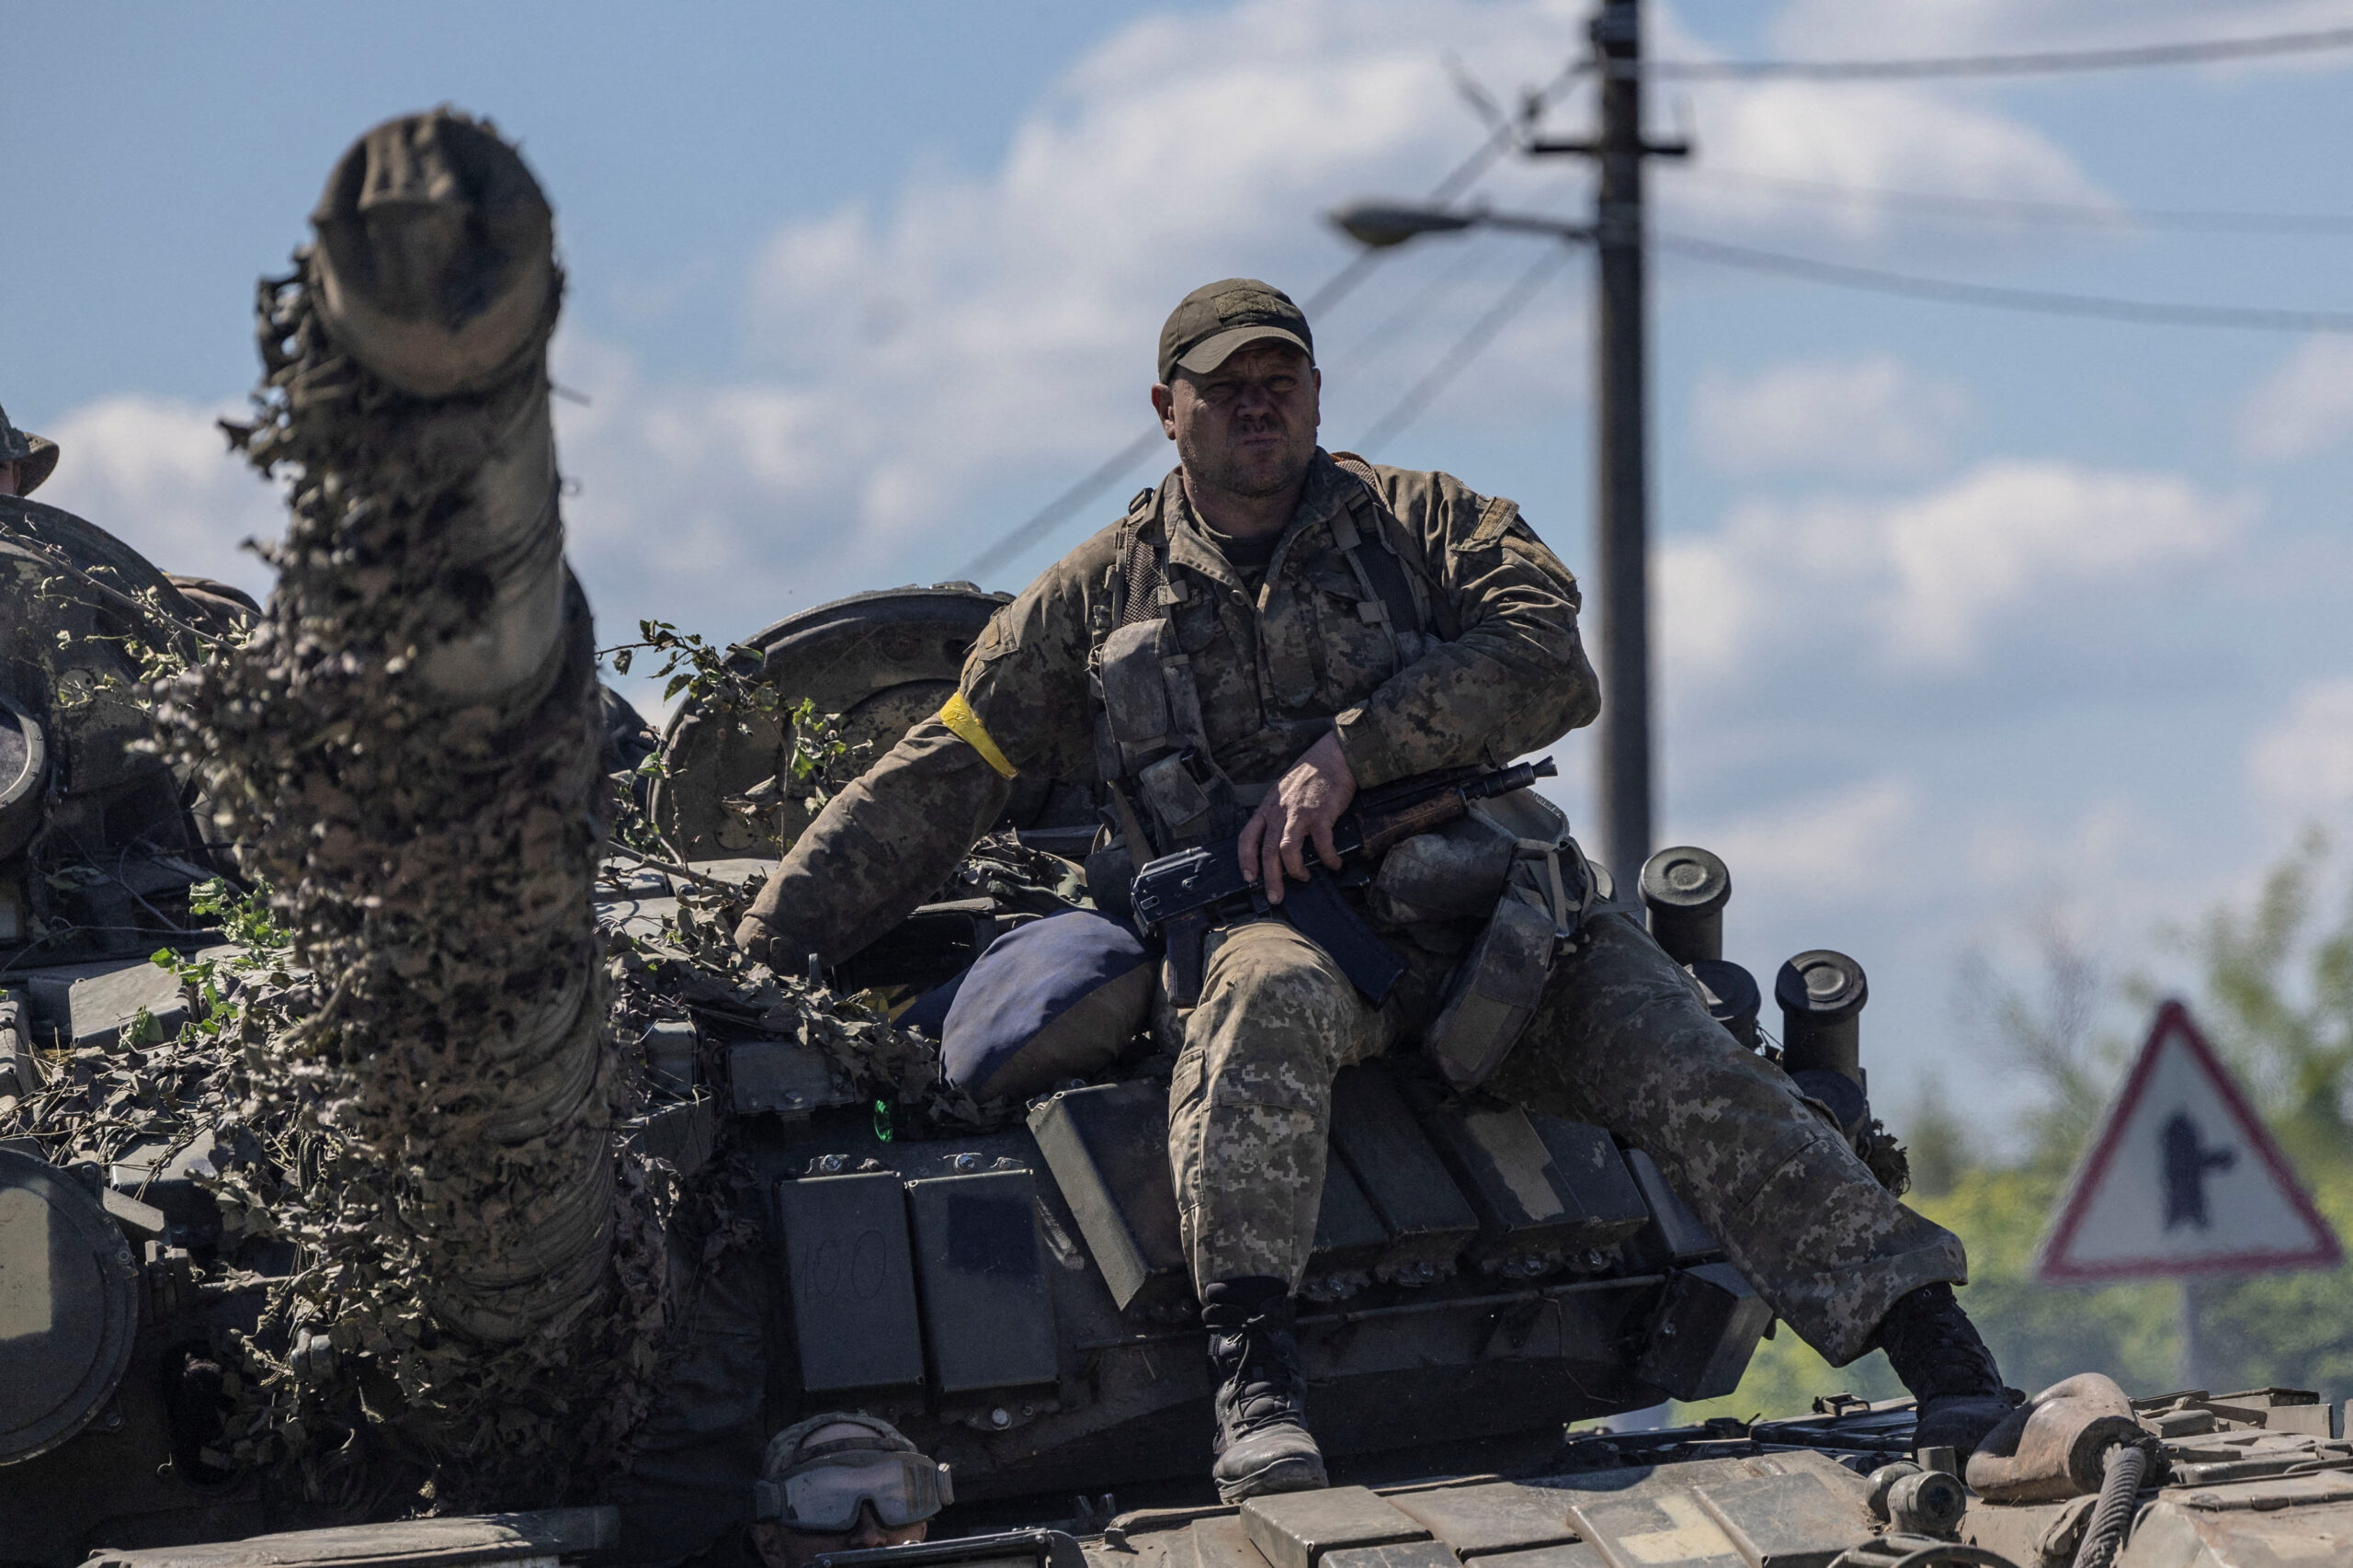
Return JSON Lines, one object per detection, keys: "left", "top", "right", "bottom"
{"left": 1229, "top": 1364, "right": 1296, "bottom": 1426}
{"left": 1216, "top": 1334, "right": 1306, "bottom": 1437}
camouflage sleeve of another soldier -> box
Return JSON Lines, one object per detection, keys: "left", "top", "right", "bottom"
{"left": 734, "top": 532, "right": 1109, "bottom": 967}
{"left": 1329, "top": 463, "right": 1599, "bottom": 791}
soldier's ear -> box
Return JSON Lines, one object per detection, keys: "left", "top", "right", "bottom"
{"left": 1151, "top": 383, "right": 1178, "bottom": 436}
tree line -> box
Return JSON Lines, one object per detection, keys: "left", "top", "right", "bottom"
{"left": 1681, "top": 828, "right": 2353, "bottom": 1419}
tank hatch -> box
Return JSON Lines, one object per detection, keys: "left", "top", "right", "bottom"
{"left": 647, "top": 586, "right": 1102, "bottom": 862}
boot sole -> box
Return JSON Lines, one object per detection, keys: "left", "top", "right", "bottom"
{"left": 1215, "top": 1453, "right": 1329, "bottom": 1503}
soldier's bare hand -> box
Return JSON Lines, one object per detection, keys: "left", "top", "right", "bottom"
{"left": 1237, "top": 731, "right": 1357, "bottom": 904}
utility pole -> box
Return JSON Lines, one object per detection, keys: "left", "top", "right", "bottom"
{"left": 1528, "top": 0, "right": 1684, "bottom": 884}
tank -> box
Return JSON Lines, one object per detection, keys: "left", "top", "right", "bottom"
{"left": 4, "top": 109, "right": 2346, "bottom": 1568}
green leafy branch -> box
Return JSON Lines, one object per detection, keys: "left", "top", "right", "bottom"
{"left": 32, "top": 566, "right": 233, "bottom": 705}
{"left": 150, "top": 878, "right": 296, "bottom": 1046}
{"left": 601, "top": 619, "right": 779, "bottom": 727}
{"left": 785, "top": 696, "right": 861, "bottom": 813}
{"left": 598, "top": 620, "right": 867, "bottom": 835}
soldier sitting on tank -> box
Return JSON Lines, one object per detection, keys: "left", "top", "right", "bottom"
{"left": 750, "top": 1413, "right": 947, "bottom": 1568}
{"left": 0, "top": 399, "right": 262, "bottom": 635}
{"left": 0, "top": 402, "right": 61, "bottom": 500}
{"left": 735, "top": 278, "right": 2013, "bottom": 1501}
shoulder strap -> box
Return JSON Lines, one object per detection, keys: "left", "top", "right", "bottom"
{"left": 1322, "top": 453, "right": 1438, "bottom": 660}
{"left": 1111, "top": 485, "right": 1170, "bottom": 632}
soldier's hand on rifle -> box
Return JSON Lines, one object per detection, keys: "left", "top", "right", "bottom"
{"left": 1238, "top": 731, "right": 1358, "bottom": 904}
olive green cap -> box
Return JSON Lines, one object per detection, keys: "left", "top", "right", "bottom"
{"left": 0, "top": 403, "right": 58, "bottom": 496}
{"left": 1157, "top": 278, "right": 1313, "bottom": 385}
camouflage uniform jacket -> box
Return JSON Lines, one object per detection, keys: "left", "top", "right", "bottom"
{"left": 739, "top": 450, "right": 1598, "bottom": 964}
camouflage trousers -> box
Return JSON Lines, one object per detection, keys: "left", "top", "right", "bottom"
{"left": 1165, "top": 908, "right": 1966, "bottom": 1366}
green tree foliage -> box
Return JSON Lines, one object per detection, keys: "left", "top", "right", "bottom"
{"left": 1682, "top": 836, "right": 2353, "bottom": 1422}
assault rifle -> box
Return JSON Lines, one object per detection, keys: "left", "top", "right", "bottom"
{"left": 1130, "top": 757, "right": 1558, "bottom": 1008}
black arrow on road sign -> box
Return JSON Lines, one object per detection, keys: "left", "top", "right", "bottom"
{"left": 2163, "top": 1110, "right": 2237, "bottom": 1231}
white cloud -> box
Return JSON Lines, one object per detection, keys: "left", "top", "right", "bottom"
{"left": 529, "top": 0, "right": 2125, "bottom": 652}
{"left": 1658, "top": 81, "right": 2116, "bottom": 250}
{"left": 554, "top": 0, "right": 1602, "bottom": 634}
{"left": 2238, "top": 335, "right": 2353, "bottom": 460}
{"left": 30, "top": 396, "right": 281, "bottom": 598}
{"left": 1872, "top": 462, "right": 2247, "bottom": 665}
{"left": 1654, "top": 528, "right": 1754, "bottom": 678}
{"left": 2248, "top": 676, "right": 2353, "bottom": 814}
{"left": 1693, "top": 355, "right": 1971, "bottom": 476}
{"left": 1660, "top": 460, "right": 2251, "bottom": 680}
{"left": 1958, "top": 797, "right": 2164, "bottom": 898}
{"left": 1699, "top": 774, "right": 1923, "bottom": 904}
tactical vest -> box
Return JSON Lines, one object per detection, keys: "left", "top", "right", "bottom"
{"left": 1086, "top": 455, "right": 1442, "bottom": 862}
{"left": 1081, "top": 459, "right": 1595, "bottom": 1085}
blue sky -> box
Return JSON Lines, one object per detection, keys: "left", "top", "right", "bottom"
{"left": 10, "top": 0, "right": 2353, "bottom": 1138}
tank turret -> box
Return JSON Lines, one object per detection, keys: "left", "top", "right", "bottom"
{"left": 0, "top": 497, "right": 222, "bottom": 950}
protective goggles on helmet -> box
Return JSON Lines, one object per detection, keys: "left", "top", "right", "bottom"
{"left": 752, "top": 1450, "right": 954, "bottom": 1532}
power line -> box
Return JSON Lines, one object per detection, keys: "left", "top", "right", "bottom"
{"left": 1335, "top": 182, "right": 1589, "bottom": 369}
{"left": 953, "top": 429, "right": 1169, "bottom": 585}
{"left": 1642, "top": 23, "right": 2353, "bottom": 81}
{"left": 1355, "top": 244, "right": 1576, "bottom": 458}
{"left": 1336, "top": 236, "right": 1501, "bottom": 368}
{"left": 1669, "top": 165, "right": 2353, "bottom": 236}
{"left": 1658, "top": 230, "right": 2353, "bottom": 332}
{"left": 955, "top": 59, "right": 1589, "bottom": 584}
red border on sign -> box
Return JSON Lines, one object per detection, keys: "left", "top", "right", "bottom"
{"left": 2035, "top": 999, "right": 2343, "bottom": 1284}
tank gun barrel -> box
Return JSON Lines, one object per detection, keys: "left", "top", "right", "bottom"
{"left": 181, "top": 108, "right": 618, "bottom": 1382}
{"left": 306, "top": 111, "right": 572, "bottom": 709}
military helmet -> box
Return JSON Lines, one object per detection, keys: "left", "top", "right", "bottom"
{"left": 0, "top": 403, "right": 58, "bottom": 496}
{"left": 761, "top": 1410, "right": 920, "bottom": 1474}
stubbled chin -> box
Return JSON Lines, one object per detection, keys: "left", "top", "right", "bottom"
{"left": 1179, "top": 435, "right": 1313, "bottom": 499}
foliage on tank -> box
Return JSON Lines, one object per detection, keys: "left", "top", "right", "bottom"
{"left": 606, "top": 839, "right": 1081, "bottom": 1132}
{"left": 113, "top": 108, "right": 651, "bottom": 1506}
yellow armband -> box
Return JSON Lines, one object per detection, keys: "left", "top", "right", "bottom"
{"left": 938, "top": 692, "right": 1017, "bottom": 779}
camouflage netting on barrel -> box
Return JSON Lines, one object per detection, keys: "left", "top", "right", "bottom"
{"left": 150, "top": 109, "right": 658, "bottom": 1503}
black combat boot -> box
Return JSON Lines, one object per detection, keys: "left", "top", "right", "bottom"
{"left": 1876, "top": 1282, "right": 2015, "bottom": 1455}
{"left": 1202, "top": 1277, "right": 1327, "bottom": 1502}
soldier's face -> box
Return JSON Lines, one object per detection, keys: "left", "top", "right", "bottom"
{"left": 0, "top": 460, "right": 17, "bottom": 498}
{"left": 752, "top": 1507, "right": 926, "bottom": 1568}
{"left": 1156, "top": 342, "right": 1321, "bottom": 502}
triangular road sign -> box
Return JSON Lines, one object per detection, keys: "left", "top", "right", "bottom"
{"left": 2037, "top": 1000, "right": 2343, "bottom": 1284}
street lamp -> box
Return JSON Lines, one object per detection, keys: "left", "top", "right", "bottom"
{"left": 1328, "top": 201, "right": 1594, "bottom": 249}
{"left": 1328, "top": 201, "right": 1477, "bottom": 248}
